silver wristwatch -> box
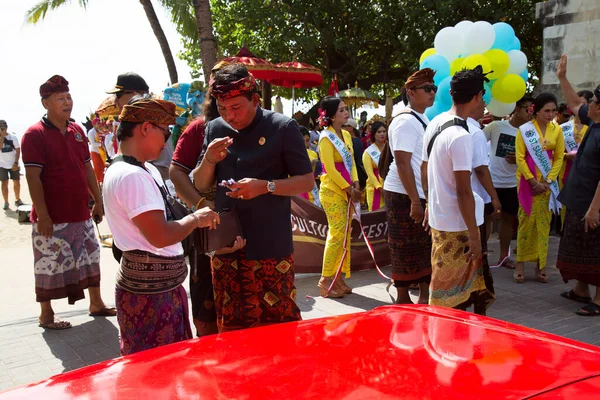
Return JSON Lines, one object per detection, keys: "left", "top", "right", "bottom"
{"left": 267, "top": 180, "right": 276, "bottom": 194}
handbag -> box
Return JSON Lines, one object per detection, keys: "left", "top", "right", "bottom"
{"left": 195, "top": 209, "right": 243, "bottom": 253}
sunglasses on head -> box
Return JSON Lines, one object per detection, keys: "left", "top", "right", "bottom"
{"left": 151, "top": 123, "right": 172, "bottom": 143}
{"left": 413, "top": 84, "right": 438, "bottom": 94}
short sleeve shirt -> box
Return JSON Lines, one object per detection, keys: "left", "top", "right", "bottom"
{"left": 21, "top": 118, "right": 91, "bottom": 223}
{"left": 558, "top": 105, "right": 600, "bottom": 215}
{"left": 172, "top": 117, "right": 206, "bottom": 172}
{"left": 0, "top": 133, "right": 20, "bottom": 169}
{"left": 483, "top": 120, "right": 519, "bottom": 188}
{"left": 200, "top": 108, "right": 313, "bottom": 260}
{"left": 468, "top": 118, "right": 492, "bottom": 203}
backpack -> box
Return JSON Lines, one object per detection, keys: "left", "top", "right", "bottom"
{"left": 378, "top": 110, "right": 427, "bottom": 180}
{"left": 425, "top": 118, "right": 469, "bottom": 159}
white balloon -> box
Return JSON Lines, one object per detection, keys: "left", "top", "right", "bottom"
{"left": 463, "top": 21, "right": 495, "bottom": 55}
{"left": 434, "top": 27, "right": 462, "bottom": 62}
{"left": 487, "top": 98, "right": 516, "bottom": 117}
{"left": 454, "top": 20, "right": 473, "bottom": 33}
{"left": 507, "top": 50, "right": 528, "bottom": 75}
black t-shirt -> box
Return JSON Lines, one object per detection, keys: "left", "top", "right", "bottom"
{"left": 558, "top": 105, "right": 600, "bottom": 215}
{"left": 200, "top": 108, "right": 313, "bottom": 260}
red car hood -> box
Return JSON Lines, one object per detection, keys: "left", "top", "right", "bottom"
{"left": 2, "top": 305, "right": 600, "bottom": 399}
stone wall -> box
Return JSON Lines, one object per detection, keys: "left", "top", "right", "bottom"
{"left": 536, "top": 0, "right": 600, "bottom": 97}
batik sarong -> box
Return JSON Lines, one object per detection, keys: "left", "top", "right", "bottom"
{"left": 116, "top": 250, "right": 192, "bottom": 356}
{"left": 384, "top": 190, "right": 431, "bottom": 286}
{"left": 557, "top": 209, "right": 600, "bottom": 287}
{"left": 32, "top": 219, "right": 100, "bottom": 303}
{"left": 429, "top": 229, "right": 492, "bottom": 311}
{"left": 211, "top": 250, "right": 301, "bottom": 333}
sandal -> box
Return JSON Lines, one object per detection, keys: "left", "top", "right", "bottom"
{"left": 318, "top": 277, "right": 344, "bottom": 298}
{"left": 561, "top": 290, "right": 592, "bottom": 304}
{"left": 535, "top": 269, "right": 549, "bottom": 283}
{"left": 500, "top": 258, "right": 516, "bottom": 269}
{"left": 575, "top": 302, "right": 600, "bottom": 316}
{"left": 513, "top": 264, "right": 524, "bottom": 283}
{"left": 89, "top": 307, "right": 117, "bottom": 317}
{"left": 39, "top": 318, "right": 72, "bottom": 330}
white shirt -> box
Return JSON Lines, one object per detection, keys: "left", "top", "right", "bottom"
{"left": 423, "top": 112, "right": 484, "bottom": 232}
{"left": 0, "top": 133, "right": 19, "bottom": 169}
{"left": 384, "top": 108, "right": 429, "bottom": 199}
{"left": 103, "top": 160, "right": 183, "bottom": 257}
{"left": 483, "top": 120, "right": 519, "bottom": 188}
{"left": 87, "top": 128, "right": 101, "bottom": 154}
{"left": 104, "top": 133, "right": 117, "bottom": 159}
{"left": 468, "top": 118, "right": 492, "bottom": 204}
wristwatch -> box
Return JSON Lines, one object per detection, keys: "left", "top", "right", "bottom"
{"left": 266, "top": 181, "right": 276, "bottom": 194}
{"left": 546, "top": 178, "right": 553, "bottom": 184}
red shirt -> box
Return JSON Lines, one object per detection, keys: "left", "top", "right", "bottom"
{"left": 172, "top": 117, "right": 206, "bottom": 172}
{"left": 21, "top": 118, "right": 92, "bottom": 223}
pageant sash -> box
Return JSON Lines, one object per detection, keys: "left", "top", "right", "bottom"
{"left": 366, "top": 143, "right": 382, "bottom": 165}
{"left": 319, "top": 128, "right": 354, "bottom": 184}
{"left": 519, "top": 121, "right": 561, "bottom": 214}
{"left": 311, "top": 182, "right": 321, "bottom": 208}
{"left": 560, "top": 120, "right": 579, "bottom": 152}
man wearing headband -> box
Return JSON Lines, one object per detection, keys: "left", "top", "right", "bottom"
{"left": 102, "top": 95, "right": 219, "bottom": 354}
{"left": 421, "top": 66, "right": 494, "bottom": 315}
{"left": 193, "top": 63, "right": 314, "bottom": 333}
{"left": 21, "top": 75, "right": 114, "bottom": 330}
{"left": 556, "top": 54, "right": 600, "bottom": 316}
{"left": 383, "top": 68, "right": 436, "bottom": 305}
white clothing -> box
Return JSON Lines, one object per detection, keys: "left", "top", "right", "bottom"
{"left": 467, "top": 118, "right": 492, "bottom": 204}
{"left": 422, "top": 113, "right": 484, "bottom": 232}
{"left": 103, "top": 160, "right": 183, "bottom": 257}
{"left": 383, "top": 108, "right": 429, "bottom": 199}
{"left": 104, "top": 133, "right": 117, "bottom": 159}
{"left": 0, "top": 133, "right": 20, "bottom": 169}
{"left": 483, "top": 120, "right": 519, "bottom": 188}
{"left": 87, "top": 128, "right": 101, "bottom": 154}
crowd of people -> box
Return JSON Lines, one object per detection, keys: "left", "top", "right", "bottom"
{"left": 4, "top": 52, "right": 598, "bottom": 357}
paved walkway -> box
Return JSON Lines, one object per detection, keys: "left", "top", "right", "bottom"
{"left": 1, "top": 188, "right": 599, "bottom": 391}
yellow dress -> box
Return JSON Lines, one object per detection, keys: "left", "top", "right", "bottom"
{"left": 362, "top": 147, "right": 385, "bottom": 211}
{"left": 515, "top": 120, "right": 565, "bottom": 268}
{"left": 319, "top": 127, "right": 359, "bottom": 278}
{"left": 559, "top": 124, "right": 587, "bottom": 224}
{"left": 306, "top": 149, "right": 319, "bottom": 204}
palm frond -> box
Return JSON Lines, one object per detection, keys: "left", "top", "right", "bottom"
{"left": 25, "top": 0, "right": 90, "bottom": 24}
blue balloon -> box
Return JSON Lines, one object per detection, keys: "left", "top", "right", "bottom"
{"left": 483, "top": 81, "right": 493, "bottom": 105}
{"left": 420, "top": 55, "right": 450, "bottom": 84}
{"left": 508, "top": 37, "right": 521, "bottom": 51}
{"left": 437, "top": 76, "right": 452, "bottom": 107}
{"left": 519, "top": 68, "right": 529, "bottom": 82}
{"left": 425, "top": 103, "right": 441, "bottom": 120}
{"left": 492, "top": 22, "right": 516, "bottom": 52}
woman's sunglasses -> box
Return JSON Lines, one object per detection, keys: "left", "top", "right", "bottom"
{"left": 413, "top": 85, "right": 438, "bottom": 94}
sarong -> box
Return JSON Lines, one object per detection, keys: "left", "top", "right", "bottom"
{"left": 516, "top": 190, "right": 552, "bottom": 268}
{"left": 188, "top": 250, "right": 217, "bottom": 334}
{"left": 91, "top": 151, "right": 105, "bottom": 183}
{"left": 474, "top": 224, "right": 496, "bottom": 315}
{"left": 429, "top": 229, "right": 491, "bottom": 311}
{"left": 116, "top": 251, "right": 192, "bottom": 355}
{"left": 320, "top": 187, "right": 351, "bottom": 278}
{"left": 211, "top": 250, "right": 301, "bottom": 333}
{"left": 384, "top": 190, "right": 431, "bottom": 286}
{"left": 32, "top": 219, "right": 100, "bottom": 304}
{"left": 557, "top": 209, "right": 600, "bottom": 287}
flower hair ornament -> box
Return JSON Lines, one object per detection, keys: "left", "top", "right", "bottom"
{"left": 528, "top": 103, "right": 535, "bottom": 115}
{"left": 317, "top": 108, "right": 330, "bottom": 128}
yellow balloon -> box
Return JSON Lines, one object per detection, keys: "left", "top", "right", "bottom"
{"left": 420, "top": 48, "right": 437, "bottom": 65}
{"left": 491, "top": 74, "right": 526, "bottom": 103}
{"left": 484, "top": 49, "right": 510, "bottom": 80}
{"left": 461, "top": 54, "right": 492, "bottom": 74}
{"left": 450, "top": 58, "right": 463, "bottom": 76}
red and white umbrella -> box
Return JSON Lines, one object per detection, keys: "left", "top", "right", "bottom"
{"left": 221, "top": 46, "right": 277, "bottom": 81}
{"left": 268, "top": 61, "right": 323, "bottom": 114}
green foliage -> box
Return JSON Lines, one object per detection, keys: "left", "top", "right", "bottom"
{"left": 25, "top": 0, "right": 90, "bottom": 24}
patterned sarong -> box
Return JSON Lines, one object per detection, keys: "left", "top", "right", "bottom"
{"left": 32, "top": 219, "right": 100, "bottom": 303}
{"left": 384, "top": 191, "right": 432, "bottom": 286}
{"left": 211, "top": 250, "right": 301, "bottom": 333}
{"left": 116, "top": 251, "right": 192, "bottom": 355}
{"left": 429, "top": 229, "right": 492, "bottom": 311}
{"left": 557, "top": 209, "right": 600, "bottom": 287}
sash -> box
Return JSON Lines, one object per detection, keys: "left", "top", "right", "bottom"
{"left": 518, "top": 121, "right": 561, "bottom": 215}
{"left": 366, "top": 143, "right": 383, "bottom": 210}
{"left": 560, "top": 120, "right": 579, "bottom": 152}
{"left": 301, "top": 183, "right": 321, "bottom": 208}
{"left": 366, "top": 143, "right": 381, "bottom": 165}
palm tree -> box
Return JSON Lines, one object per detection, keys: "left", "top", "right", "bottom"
{"left": 192, "top": 0, "right": 218, "bottom": 83}
{"left": 25, "top": 0, "right": 179, "bottom": 85}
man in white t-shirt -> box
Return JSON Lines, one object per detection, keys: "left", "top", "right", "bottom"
{"left": 483, "top": 96, "right": 533, "bottom": 268}
{"left": 421, "top": 66, "right": 494, "bottom": 314}
{"left": 383, "top": 68, "right": 435, "bottom": 304}
{"left": 0, "top": 120, "right": 23, "bottom": 210}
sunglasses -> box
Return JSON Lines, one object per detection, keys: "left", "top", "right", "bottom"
{"left": 151, "top": 123, "right": 171, "bottom": 143}
{"left": 413, "top": 85, "right": 438, "bottom": 94}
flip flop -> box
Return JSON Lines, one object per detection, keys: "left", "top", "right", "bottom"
{"left": 39, "top": 319, "right": 72, "bottom": 330}
{"left": 89, "top": 307, "right": 117, "bottom": 317}
{"left": 575, "top": 302, "right": 600, "bottom": 316}
{"left": 561, "top": 290, "right": 592, "bottom": 304}
{"left": 500, "top": 258, "right": 516, "bottom": 269}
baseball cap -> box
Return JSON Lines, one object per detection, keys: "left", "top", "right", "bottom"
{"left": 106, "top": 72, "right": 149, "bottom": 94}
{"left": 344, "top": 118, "right": 358, "bottom": 129}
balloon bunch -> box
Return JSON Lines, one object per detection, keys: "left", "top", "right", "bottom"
{"left": 419, "top": 21, "right": 528, "bottom": 119}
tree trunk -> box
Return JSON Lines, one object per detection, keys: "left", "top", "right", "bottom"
{"left": 139, "top": 0, "right": 178, "bottom": 85}
{"left": 262, "top": 81, "right": 272, "bottom": 110}
{"left": 192, "top": 0, "right": 218, "bottom": 84}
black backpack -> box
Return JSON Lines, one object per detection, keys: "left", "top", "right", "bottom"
{"left": 378, "top": 110, "right": 427, "bottom": 180}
